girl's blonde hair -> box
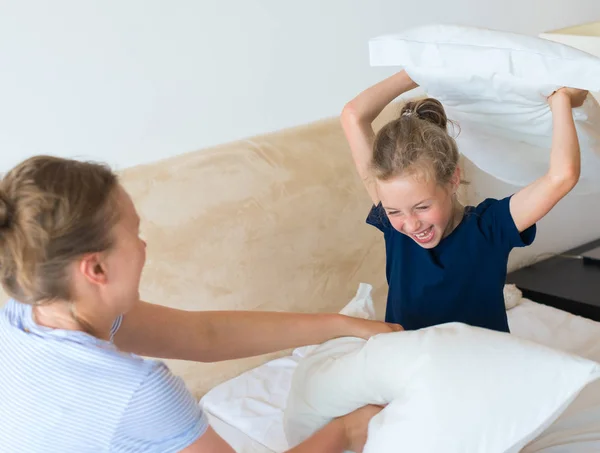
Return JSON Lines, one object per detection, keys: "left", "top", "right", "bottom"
{"left": 371, "top": 98, "right": 460, "bottom": 185}
{"left": 0, "top": 155, "right": 119, "bottom": 305}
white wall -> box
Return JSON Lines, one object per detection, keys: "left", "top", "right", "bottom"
{"left": 1, "top": 0, "right": 600, "bottom": 264}
{"left": 2, "top": 0, "right": 600, "bottom": 171}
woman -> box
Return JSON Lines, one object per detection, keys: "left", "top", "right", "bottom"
{"left": 0, "top": 155, "right": 398, "bottom": 452}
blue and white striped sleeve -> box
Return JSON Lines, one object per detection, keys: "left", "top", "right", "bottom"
{"left": 111, "top": 362, "right": 209, "bottom": 453}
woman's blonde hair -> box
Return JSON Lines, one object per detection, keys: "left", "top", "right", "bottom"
{"left": 0, "top": 155, "right": 119, "bottom": 305}
{"left": 371, "top": 98, "right": 460, "bottom": 185}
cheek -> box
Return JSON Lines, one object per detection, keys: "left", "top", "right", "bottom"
{"left": 135, "top": 241, "right": 146, "bottom": 273}
{"left": 139, "top": 238, "right": 147, "bottom": 258}
{"left": 122, "top": 239, "right": 146, "bottom": 273}
{"left": 422, "top": 208, "right": 450, "bottom": 227}
{"left": 388, "top": 216, "right": 404, "bottom": 231}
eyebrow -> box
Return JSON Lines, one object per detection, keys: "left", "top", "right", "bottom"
{"left": 383, "top": 199, "right": 432, "bottom": 211}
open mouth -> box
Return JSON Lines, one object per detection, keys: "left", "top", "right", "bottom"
{"left": 411, "top": 225, "right": 435, "bottom": 244}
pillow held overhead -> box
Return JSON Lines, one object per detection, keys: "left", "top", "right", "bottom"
{"left": 368, "top": 24, "right": 600, "bottom": 194}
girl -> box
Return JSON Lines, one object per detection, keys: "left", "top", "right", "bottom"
{"left": 341, "top": 70, "right": 587, "bottom": 333}
{"left": 0, "top": 155, "right": 397, "bottom": 452}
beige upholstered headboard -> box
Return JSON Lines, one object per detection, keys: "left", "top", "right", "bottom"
{"left": 120, "top": 111, "right": 394, "bottom": 397}
{"left": 0, "top": 103, "right": 470, "bottom": 397}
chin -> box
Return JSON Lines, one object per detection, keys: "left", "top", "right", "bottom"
{"left": 413, "top": 238, "right": 441, "bottom": 249}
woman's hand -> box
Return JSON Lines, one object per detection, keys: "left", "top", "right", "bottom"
{"left": 285, "top": 404, "right": 385, "bottom": 453}
{"left": 341, "top": 316, "right": 403, "bottom": 340}
{"left": 548, "top": 87, "right": 588, "bottom": 110}
{"left": 338, "top": 405, "right": 385, "bottom": 453}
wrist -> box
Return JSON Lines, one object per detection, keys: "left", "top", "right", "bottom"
{"left": 328, "top": 313, "right": 354, "bottom": 338}
{"left": 549, "top": 90, "right": 571, "bottom": 110}
{"left": 330, "top": 417, "right": 351, "bottom": 450}
{"left": 331, "top": 314, "right": 375, "bottom": 340}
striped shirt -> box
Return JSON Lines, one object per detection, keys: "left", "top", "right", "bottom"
{"left": 0, "top": 299, "right": 208, "bottom": 452}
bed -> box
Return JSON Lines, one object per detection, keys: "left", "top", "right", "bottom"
{"left": 31, "top": 88, "right": 591, "bottom": 452}
{"left": 201, "top": 291, "right": 600, "bottom": 453}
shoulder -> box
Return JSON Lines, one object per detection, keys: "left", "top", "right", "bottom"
{"left": 470, "top": 197, "right": 508, "bottom": 216}
{"left": 1, "top": 298, "right": 27, "bottom": 323}
{"left": 462, "top": 196, "right": 514, "bottom": 227}
{"left": 112, "top": 362, "right": 208, "bottom": 452}
{"left": 464, "top": 196, "right": 536, "bottom": 250}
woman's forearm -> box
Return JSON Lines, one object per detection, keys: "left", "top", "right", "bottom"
{"left": 286, "top": 419, "right": 348, "bottom": 453}
{"left": 189, "top": 310, "right": 360, "bottom": 362}
{"left": 115, "top": 301, "right": 377, "bottom": 362}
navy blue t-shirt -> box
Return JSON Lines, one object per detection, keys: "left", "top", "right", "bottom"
{"left": 367, "top": 196, "right": 536, "bottom": 333}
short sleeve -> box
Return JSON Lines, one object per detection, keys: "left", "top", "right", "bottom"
{"left": 475, "top": 196, "right": 536, "bottom": 252}
{"left": 111, "top": 362, "right": 209, "bottom": 453}
{"left": 366, "top": 203, "right": 391, "bottom": 233}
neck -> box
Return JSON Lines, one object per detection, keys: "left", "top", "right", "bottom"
{"left": 32, "top": 299, "right": 116, "bottom": 341}
{"left": 443, "top": 198, "right": 465, "bottom": 239}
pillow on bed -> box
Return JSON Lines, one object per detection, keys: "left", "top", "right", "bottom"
{"left": 201, "top": 283, "right": 527, "bottom": 451}
{"left": 369, "top": 24, "right": 600, "bottom": 194}
{"left": 284, "top": 323, "right": 600, "bottom": 453}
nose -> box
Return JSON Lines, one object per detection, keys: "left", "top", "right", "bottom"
{"left": 404, "top": 216, "right": 421, "bottom": 234}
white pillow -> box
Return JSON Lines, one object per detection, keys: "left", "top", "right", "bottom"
{"left": 284, "top": 323, "right": 600, "bottom": 453}
{"left": 200, "top": 283, "right": 378, "bottom": 452}
{"left": 503, "top": 283, "right": 523, "bottom": 310}
{"left": 200, "top": 282, "right": 520, "bottom": 451}
{"left": 369, "top": 24, "right": 600, "bottom": 194}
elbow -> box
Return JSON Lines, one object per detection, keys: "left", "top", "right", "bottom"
{"left": 341, "top": 101, "right": 362, "bottom": 128}
{"left": 548, "top": 165, "right": 580, "bottom": 195}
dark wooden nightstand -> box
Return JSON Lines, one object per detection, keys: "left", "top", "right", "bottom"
{"left": 506, "top": 239, "right": 600, "bottom": 322}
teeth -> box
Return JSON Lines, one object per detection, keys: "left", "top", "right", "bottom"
{"left": 415, "top": 227, "right": 432, "bottom": 239}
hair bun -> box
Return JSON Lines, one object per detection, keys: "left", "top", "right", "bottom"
{"left": 0, "top": 191, "right": 13, "bottom": 229}
{"left": 400, "top": 98, "right": 448, "bottom": 130}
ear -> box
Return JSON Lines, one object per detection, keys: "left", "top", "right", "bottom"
{"left": 78, "top": 252, "right": 108, "bottom": 286}
{"left": 450, "top": 167, "right": 461, "bottom": 193}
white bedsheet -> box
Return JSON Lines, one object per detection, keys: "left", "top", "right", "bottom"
{"left": 201, "top": 298, "right": 600, "bottom": 453}
{"left": 511, "top": 301, "right": 600, "bottom": 453}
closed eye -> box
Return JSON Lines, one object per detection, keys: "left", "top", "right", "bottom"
{"left": 386, "top": 210, "right": 402, "bottom": 216}
{"left": 415, "top": 205, "right": 431, "bottom": 211}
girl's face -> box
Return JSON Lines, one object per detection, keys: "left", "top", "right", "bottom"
{"left": 376, "top": 170, "right": 460, "bottom": 249}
